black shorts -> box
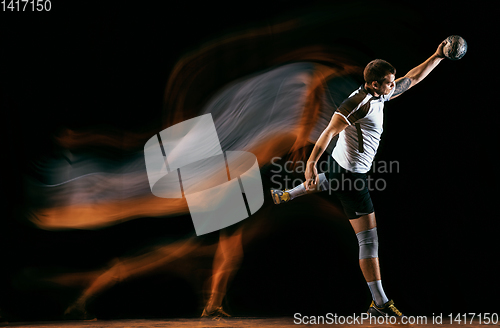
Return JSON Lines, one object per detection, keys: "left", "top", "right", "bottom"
{"left": 324, "top": 156, "right": 374, "bottom": 220}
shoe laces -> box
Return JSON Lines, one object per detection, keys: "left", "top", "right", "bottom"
{"left": 388, "top": 304, "right": 402, "bottom": 316}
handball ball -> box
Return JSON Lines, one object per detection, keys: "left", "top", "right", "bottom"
{"left": 443, "top": 35, "right": 467, "bottom": 60}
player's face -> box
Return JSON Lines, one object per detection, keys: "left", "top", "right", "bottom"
{"left": 376, "top": 73, "right": 396, "bottom": 95}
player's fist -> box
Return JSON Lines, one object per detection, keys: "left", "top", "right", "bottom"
{"left": 434, "top": 40, "right": 447, "bottom": 58}
{"left": 305, "top": 161, "right": 319, "bottom": 191}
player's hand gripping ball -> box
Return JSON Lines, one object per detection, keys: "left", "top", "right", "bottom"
{"left": 443, "top": 35, "right": 467, "bottom": 60}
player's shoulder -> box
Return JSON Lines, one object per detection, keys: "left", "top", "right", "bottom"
{"left": 339, "top": 86, "right": 370, "bottom": 111}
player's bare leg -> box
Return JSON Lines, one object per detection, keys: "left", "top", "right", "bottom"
{"left": 350, "top": 213, "right": 380, "bottom": 282}
{"left": 350, "top": 213, "right": 403, "bottom": 317}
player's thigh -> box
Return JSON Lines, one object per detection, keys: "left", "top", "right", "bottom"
{"left": 349, "top": 212, "right": 376, "bottom": 234}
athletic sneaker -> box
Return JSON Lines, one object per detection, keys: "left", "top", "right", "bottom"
{"left": 201, "top": 306, "right": 231, "bottom": 319}
{"left": 367, "top": 299, "right": 404, "bottom": 317}
{"left": 270, "top": 189, "right": 290, "bottom": 204}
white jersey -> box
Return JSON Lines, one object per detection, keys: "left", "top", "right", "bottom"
{"left": 332, "top": 85, "right": 395, "bottom": 173}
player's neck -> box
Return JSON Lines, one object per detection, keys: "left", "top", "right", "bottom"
{"left": 364, "top": 83, "right": 381, "bottom": 97}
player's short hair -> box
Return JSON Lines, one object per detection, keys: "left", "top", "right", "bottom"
{"left": 364, "top": 59, "right": 396, "bottom": 84}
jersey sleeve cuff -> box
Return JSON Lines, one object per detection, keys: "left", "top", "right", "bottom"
{"left": 334, "top": 112, "right": 351, "bottom": 125}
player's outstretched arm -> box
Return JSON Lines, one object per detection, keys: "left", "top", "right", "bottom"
{"left": 304, "top": 113, "right": 348, "bottom": 190}
{"left": 391, "top": 40, "right": 447, "bottom": 99}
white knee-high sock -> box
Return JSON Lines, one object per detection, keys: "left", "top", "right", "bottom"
{"left": 367, "top": 280, "right": 389, "bottom": 307}
{"left": 287, "top": 173, "right": 328, "bottom": 199}
{"left": 287, "top": 183, "right": 306, "bottom": 200}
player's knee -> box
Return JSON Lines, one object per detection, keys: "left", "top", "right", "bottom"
{"left": 356, "top": 227, "right": 378, "bottom": 259}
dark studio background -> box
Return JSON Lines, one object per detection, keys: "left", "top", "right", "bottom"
{"left": 0, "top": 0, "right": 498, "bottom": 322}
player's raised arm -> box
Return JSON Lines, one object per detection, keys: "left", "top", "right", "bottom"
{"left": 390, "top": 40, "right": 447, "bottom": 99}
